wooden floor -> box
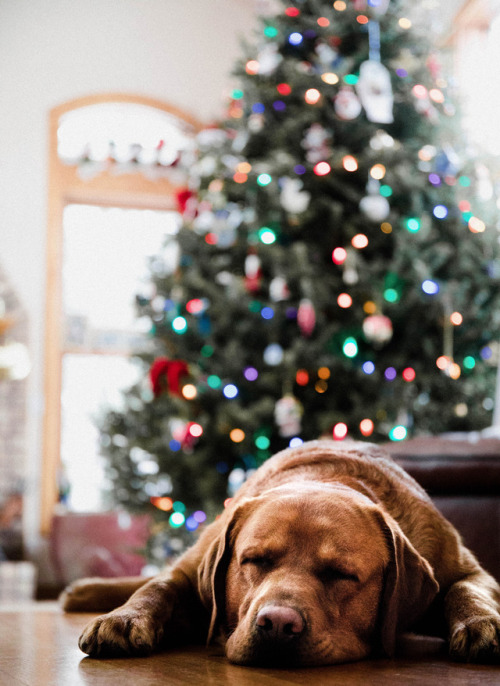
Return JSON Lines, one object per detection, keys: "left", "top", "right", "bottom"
{"left": 0, "top": 603, "right": 498, "bottom": 685}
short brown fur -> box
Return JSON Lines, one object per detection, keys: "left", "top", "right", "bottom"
{"left": 62, "top": 441, "right": 500, "bottom": 665}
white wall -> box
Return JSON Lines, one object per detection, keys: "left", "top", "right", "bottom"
{"left": 0, "top": 0, "right": 258, "bottom": 546}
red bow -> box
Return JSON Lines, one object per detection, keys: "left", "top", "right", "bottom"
{"left": 150, "top": 358, "right": 189, "bottom": 397}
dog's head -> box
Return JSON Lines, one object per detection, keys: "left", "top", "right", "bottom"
{"left": 198, "top": 482, "right": 438, "bottom": 666}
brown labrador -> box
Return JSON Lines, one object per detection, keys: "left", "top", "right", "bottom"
{"left": 62, "top": 440, "right": 500, "bottom": 666}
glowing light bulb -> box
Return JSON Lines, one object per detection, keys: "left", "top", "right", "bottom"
{"left": 450, "top": 312, "right": 463, "bottom": 326}
{"left": 230, "top": 429, "right": 245, "bottom": 443}
{"left": 169, "top": 512, "right": 185, "bottom": 528}
{"left": 321, "top": 72, "right": 339, "bottom": 85}
{"left": 402, "top": 367, "right": 416, "bottom": 382}
{"left": 296, "top": 369, "right": 309, "bottom": 386}
{"left": 469, "top": 217, "right": 486, "bottom": 233}
{"left": 257, "top": 173, "right": 272, "bottom": 186}
{"left": 337, "top": 293, "right": 352, "bottom": 308}
{"left": 317, "top": 17, "right": 330, "bottom": 27}
{"left": 422, "top": 279, "right": 439, "bottom": 295}
{"left": 389, "top": 425, "right": 407, "bottom": 441}
{"left": 285, "top": 6, "right": 300, "bottom": 16}
{"left": 343, "top": 155, "right": 358, "bottom": 172}
{"left": 433, "top": 205, "right": 448, "bottom": 219}
{"left": 333, "top": 423, "right": 348, "bottom": 440}
{"left": 406, "top": 218, "right": 420, "bottom": 233}
{"left": 259, "top": 227, "right": 276, "bottom": 244}
{"left": 246, "top": 60, "right": 260, "bottom": 75}
{"left": 359, "top": 419, "right": 374, "bottom": 437}
{"left": 305, "top": 88, "right": 321, "bottom": 104}
{"left": 182, "top": 384, "right": 198, "bottom": 400}
{"left": 351, "top": 234, "right": 368, "bottom": 249}
{"left": 412, "top": 84, "right": 427, "bottom": 99}
{"left": 288, "top": 32, "right": 303, "bottom": 45}
{"left": 223, "top": 384, "right": 239, "bottom": 399}
{"left": 189, "top": 423, "right": 203, "bottom": 437}
{"left": 363, "top": 361, "right": 375, "bottom": 375}
{"left": 244, "top": 367, "right": 259, "bottom": 381}
{"left": 370, "top": 164, "right": 386, "bottom": 180}
{"left": 429, "top": 89, "right": 444, "bottom": 103}
{"left": 314, "top": 161, "right": 331, "bottom": 176}
{"left": 399, "top": 18, "right": 412, "bottom": 29}
{"left": 172, "top": 316, "right": 188, "bottom": 333}
{"left": 343, "top": 337, "right": 358, "bottom": 358}
{"left": 277, "top": 83, "right": 292, "bottom": 96}
{"left": 332, "top": 247, "right": 347, "bottom": 264}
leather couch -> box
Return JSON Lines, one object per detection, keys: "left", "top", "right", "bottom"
{"left": 387, "top": 434, "right": 500, "bottom": 582}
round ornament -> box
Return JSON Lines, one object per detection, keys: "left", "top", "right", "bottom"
{"left": 334, "top": 87, "right": 362, "bottom": 121}
{"left": 362, "top": 315, "right": 393, "bottom": 346}
{"left": 274, "top": 395, "right": 303, "bottom": 437}
{"left": 264, "top": 343, "right": 284, "bottom": 366}
{"left": 280, "top": 177, "right": 311, "bottom": 214}
{"left": 359, "top": 194, "right": 390, "bottom": 222}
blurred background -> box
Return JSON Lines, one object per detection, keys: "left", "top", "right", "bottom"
{"left": 1, "top": 0, "right": 498, "bottom": 599}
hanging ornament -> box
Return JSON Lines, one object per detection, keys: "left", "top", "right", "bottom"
{"left": 245, "top": 251, "right": 262, "bottom": 293}
{"left": 297, "top": 298, "right": 316, "bottom": 337}
{"left": 359, "top": 194, "right": 390, "bottom": 222}
{"left": 274, "top": 395, "right": 303, "bottom": 437}
{"left": 359, "top": 179, "right": 390, "bottom": 222}
{"left": 150, "top": 358, "right": 189, "bottom": 398}
{"left": 301, "top": 123, "right": 331, "bottom": 163}
{"left": 334, "top": 86, "right": 362, "bottom": 121}
{"left": 256, "top": 44, "right": 283, "bottom": 75}
{"left": 270, "top": 276, "right": 290, "bottom": 302}
{"left": 356, "top": 61, "right": 394, "bottom": 124}
{"left": 280, "top": 177, "right": 311, "bottom": 214}
{"left": 363, "top": 315, "right": 393, "bottom": 346}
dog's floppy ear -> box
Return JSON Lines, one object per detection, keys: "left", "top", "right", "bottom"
{"left": 197, "top": 498, "right": 256, "bottom": 644}
{"left": 377, "top": 513, "right": 439, "bottom": 656}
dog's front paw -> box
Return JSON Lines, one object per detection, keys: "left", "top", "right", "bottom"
{"left": 79, "top": 608, "right": 164, "bottom": 657}
{"left": 449, "top": 615, "right": 500, "bottom": 663}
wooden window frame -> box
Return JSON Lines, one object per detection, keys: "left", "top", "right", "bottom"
{"left": 41, "top": 93, "right": 201, "bottom": 534}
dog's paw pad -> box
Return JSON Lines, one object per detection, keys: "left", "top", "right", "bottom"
{"left": 449, "top": 615, "right": 500, "bottom": 663}
{"left": 78, "top": 610, "right": 162, "bottom": 657}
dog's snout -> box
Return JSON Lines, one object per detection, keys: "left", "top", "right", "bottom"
{"left": 256, "top": 605, "right": 305, "bottom": 641}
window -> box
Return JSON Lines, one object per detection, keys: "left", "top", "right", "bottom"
{"left": 42, "top": 95, "right": 199, "bottom": 532}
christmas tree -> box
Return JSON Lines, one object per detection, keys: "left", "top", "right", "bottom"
{"left": 98, "top": 0, "right": 500, "bottom": 557}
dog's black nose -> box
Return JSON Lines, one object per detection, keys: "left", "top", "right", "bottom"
{"left": 256, "top": 605, "right": 305, "bottom": 642}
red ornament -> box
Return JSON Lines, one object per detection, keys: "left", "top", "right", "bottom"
{"left": 297, "top": 299, "right": 316, "bottom": 337}
{"left": 150, "top": 358, "right": 189, "bottom": 397}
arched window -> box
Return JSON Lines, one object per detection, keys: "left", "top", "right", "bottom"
{"left": 42, "top": 94, "right": 200, "bottom": 533}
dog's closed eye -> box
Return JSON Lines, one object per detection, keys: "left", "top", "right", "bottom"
{"left": 317, "top": 567, "right": 359, "bottom": 584}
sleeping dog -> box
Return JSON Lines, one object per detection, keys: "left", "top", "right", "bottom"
{"left": 62, "top": 440, "right": 500, "bottom": 665}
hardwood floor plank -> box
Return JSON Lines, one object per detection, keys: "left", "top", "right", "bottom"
{"left": 0, "top": 604, "right": 499, "bottom": 685}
